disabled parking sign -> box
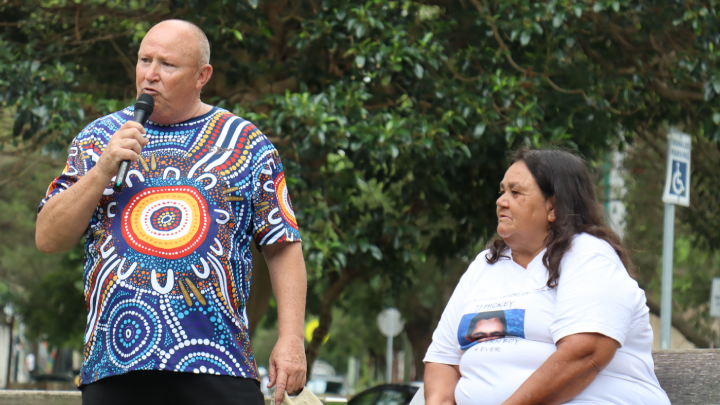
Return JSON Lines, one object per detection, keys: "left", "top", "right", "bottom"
{"left": 662, "top": 129, "right": 692, "bottom": 207}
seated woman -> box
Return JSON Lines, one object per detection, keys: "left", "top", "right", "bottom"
{"left": 423, "top": 148, "right": 670, "bottom": 405}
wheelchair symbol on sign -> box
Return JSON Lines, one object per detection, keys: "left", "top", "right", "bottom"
{"left": 672, "top": 162, "right": 685, "bottom": 195}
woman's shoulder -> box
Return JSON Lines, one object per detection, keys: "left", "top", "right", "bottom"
{"left": 464, "top": 249, "right": 509, "bottom": 277}
{"left": 565, "top": 233, "right": 624, "bottom": 268}
{"left": 451, "top": 251, "right": 493, "bottom": 291}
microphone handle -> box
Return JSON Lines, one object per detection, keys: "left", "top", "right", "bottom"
{"left": 113, "top": 111, "right": 149, "bottom": 192}
{"left": 114, "top": 161, "right": 131, "bottom": 192}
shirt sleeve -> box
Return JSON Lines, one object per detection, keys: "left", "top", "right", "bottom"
{"left": 249, "top": 130, "right": 301, "bottom": 246}
{"left": 424, "top": 265, "right": 475, "bottom": 365}
{"left": 38, "top": 131, "right": 97, "bottom": 214}
{"left": 550, "top": 253, "right": 636, "bottom": 346}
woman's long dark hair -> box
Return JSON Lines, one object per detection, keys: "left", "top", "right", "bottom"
{"left": 486, "top": 147, "right": 633, "bottom": 288}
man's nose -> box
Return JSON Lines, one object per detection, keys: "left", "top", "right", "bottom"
{"left": 144, "top": 61, "right": 160, "bottom": 81}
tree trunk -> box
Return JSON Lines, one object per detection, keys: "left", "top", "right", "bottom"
{"left": 404, "top": 316, "right": 435, "bottom": 381}
{"left": 246, "top": 244, "right": 272, "bottom": 340}
{"left": 305, "top": 268, "right": 361, "bottom": 379}
{"left": 646, "top": 297, "right": 711, "bottom": 348}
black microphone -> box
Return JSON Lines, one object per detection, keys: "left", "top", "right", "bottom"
{"left": 114, "top": 94, "right": 155, "bottom": 192}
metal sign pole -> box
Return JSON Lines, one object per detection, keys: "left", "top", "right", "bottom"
{"left": 660, "top": 202, "right": 675, "bottom": 350}
{"left": 385, "top": 315, "right": 393, "bottom": 383}
{"left": 709, "top": 278, "right": 720, "bottom": 348}
{"left": 377, "top": 308, "right": 403, "bottom": 384}
{"left": 659, "top": 130, "right": 691, "bottom": 350}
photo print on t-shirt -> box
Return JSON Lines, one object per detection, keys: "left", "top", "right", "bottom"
{"left": 457, "top": 309, "right": 525, "bottom": 350}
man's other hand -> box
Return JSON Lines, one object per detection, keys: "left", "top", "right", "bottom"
{"left": 268, "top": 334, "right": 306, "bottom": 404}
{"left": 97, "top": 121, "right": 149, "bottom": 179}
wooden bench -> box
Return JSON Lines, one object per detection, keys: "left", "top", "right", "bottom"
{"left": 407, "top": 350, "right": 720, "bottom": 405}
{"left": 653, "top": 349, "right": 720, "bottom": 405}
{"left": 1, "top": 350, "right": 718, "bottom": 404}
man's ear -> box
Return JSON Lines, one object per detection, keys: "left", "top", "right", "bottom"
{"left": 546, "top": 196, "right": 556, "bottom": 223}
{"left": 196, "top": 64, "right": 213, "bottom": 90}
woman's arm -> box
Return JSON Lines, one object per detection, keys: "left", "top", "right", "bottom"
{"left": 424, "top": 362, "right": 461, "bottom": 405}
{"left": 502, "top": 333, "right": 619, "bottom": 405}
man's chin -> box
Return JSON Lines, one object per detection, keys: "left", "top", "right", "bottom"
{"left": 147, "top": 105, "right": 167, "bottom": 121}
{"left": 148, "top": 114, "right": 165, "bottom": 124}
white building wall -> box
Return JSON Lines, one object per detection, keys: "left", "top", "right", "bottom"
{"left": 0, "top": 323, "right": 10, "bottom": 388}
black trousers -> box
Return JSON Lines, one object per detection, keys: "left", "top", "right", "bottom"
{"left": 80, "top": 370, "right": 265, "bottom": 405}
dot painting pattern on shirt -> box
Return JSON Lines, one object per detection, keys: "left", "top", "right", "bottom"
{"left": 39, "top": 106, "right": 301, "bottom": 385}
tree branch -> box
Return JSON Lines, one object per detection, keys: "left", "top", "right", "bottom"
{"left": 365, "top": 100, "right": 397, "bottom": 110}
{"left": 471, "top": 0, "right": 646, "bottom": 116}
{"left": 109, "top": 37, "right": 135, "bottom": 82}
{"left": 646, "top": 296, "right": 711, "bottom": 348}
{"left": 472, "top": 0, "right": 587, "bottom": 98}
{"left": 0, "top": 151, "right": 65, "bottom": 168}
{"left": 74, "top": 6, "right": 81, "bottom": 41}
{"left": 37, "top": 44, "right": 92, "bottom": 63}
{"left": 305, "top": 267, "right": 363, "bottom": 378}
{"left": 577, "top": 37, "right": 613, "bottom": 70}
{"left": 68, "top": 31, "right": 132, "bottom": 46}
{"left": 652, "top": 78, "right": 705, "bottom": 102}
{"left": 0, "top": 161, "right": 39, "bottom": 188}
{"left": 607, "top": 22, "right": 636, "bottom": 51}
{"left": 443, "top": 59, "right": 481, "bottom": 82}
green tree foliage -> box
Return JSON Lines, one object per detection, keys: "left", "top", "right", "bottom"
{"left": 0, "top": 143, "right": 86, "bottom": 349}
{"left": 2, "top": 0, "right": 720, "bottom": 376}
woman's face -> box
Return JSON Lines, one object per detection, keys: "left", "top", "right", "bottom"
{"left": 496, "top": 161, "right": 556, "bottom": 250}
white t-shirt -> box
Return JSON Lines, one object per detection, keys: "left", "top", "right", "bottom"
{"left": 424, "top": 233, "right": 670, "bottom": 405}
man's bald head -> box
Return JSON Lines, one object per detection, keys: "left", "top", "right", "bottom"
{"left": 136, "top": 19, "right": 214, "bottom": 124}
{"left": 147, "top": 19, "right": 210, "bottom": 67}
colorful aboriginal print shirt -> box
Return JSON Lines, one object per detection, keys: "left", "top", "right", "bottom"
{"left": 39, "top": 106, "right": 301, "bottom": 385}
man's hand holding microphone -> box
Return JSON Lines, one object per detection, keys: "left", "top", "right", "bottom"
{"left": 108, "top": 94, "right": 154, "bottom": 191}
{"left": 36, "top": 95, "right": 154, "bottom": 253}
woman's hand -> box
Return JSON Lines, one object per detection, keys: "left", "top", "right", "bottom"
{"left": 424, "top": 362, "right": 461, "bottom": 405}
{"left": 501, "top": 333, "right": 619, "bottom": 405}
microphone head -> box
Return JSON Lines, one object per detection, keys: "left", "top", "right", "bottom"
{"left": 135, "top": 94, "right": 155, "bottom": 115}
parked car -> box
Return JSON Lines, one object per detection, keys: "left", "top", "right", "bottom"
{"left": 306, "top": 360, "right": 351, "bottom": 403}
{"left": 305, "top": 373, "right": 349, "bottom": 403}
{"left": 347, "top": 384, "right": 420, "bottom": 405}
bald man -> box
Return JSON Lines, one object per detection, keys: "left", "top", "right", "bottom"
{"left": 36, "top": 20, "right": 307, "bottom": 405}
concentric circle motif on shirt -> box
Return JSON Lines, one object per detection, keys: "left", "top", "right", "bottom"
{"left": 150, "top": 206, "right": 183, "bottom": 231}
{"left": 122, "top": 186, "right": 210, "bottom": 258}
{"left": 106, "top": 298, "right": 162, "bottom": 368}
{"left": 274, "top": 173, "right": 297, "bottom": 229}
{"left": 168, "top": 341, "right": 244, "bottom": 377}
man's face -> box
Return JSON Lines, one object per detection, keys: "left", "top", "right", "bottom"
{"left": 470, "top": 318, "right": 505, "bottom": 342}
{"left": 136, "top": 22, "right": 201, "bottom": 124}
